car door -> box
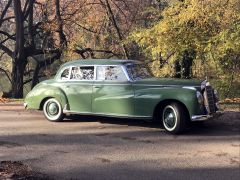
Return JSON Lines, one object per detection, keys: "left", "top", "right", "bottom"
{"left": 60, "top": 66, "right": 94, "bottom": 112}
{"left": 92, "top": 65, "right": 135, "bottom": 116}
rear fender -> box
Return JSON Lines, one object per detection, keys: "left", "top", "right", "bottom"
{"left": 25, "top": 85, "right": 68, "bottom": 110}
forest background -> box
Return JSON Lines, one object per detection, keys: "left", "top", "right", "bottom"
{"left": 0, "top": 0, "right": 239, "bottom": 101}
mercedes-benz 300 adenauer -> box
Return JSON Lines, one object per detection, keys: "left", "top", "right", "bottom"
{"left": 24, "top": 59, "right": 220, "bottom": 134}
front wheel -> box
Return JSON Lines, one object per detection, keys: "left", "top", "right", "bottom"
{"left": 43, "top": 98, "right": 64, "bottom": 122}
{"left": 161, "top": 103, "right": 189, "bottom": 134}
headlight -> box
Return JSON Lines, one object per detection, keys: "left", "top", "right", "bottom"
{"left": 196, "top": 91, "right": 204, "bottom": 104}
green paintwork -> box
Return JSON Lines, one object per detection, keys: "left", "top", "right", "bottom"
{"left": 92, "top": 81, "right": 134, "bottom": 115}
{"left": 24, "top": 59, "right": 207, "bottom": 119}
{"left": 25, "top": 79, "right": 68, "bottom": 110}
{"left": 60, "top": 81, "right": 93, "bottom": 112}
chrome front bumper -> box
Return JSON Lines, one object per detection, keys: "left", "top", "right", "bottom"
{"left": 191, "top": 111, "right": 223, "bottom": 121}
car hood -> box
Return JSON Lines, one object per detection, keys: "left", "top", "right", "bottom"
{"left": 134, "top": 78, "right": 202, "bottom": 88}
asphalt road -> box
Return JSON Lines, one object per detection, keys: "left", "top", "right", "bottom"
{"left": 0, "top": 103, "right": 239, "bottom": 180}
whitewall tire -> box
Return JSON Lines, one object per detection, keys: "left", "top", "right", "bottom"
{"left": 43, "top": 98, "right": 64, "bottom": 122}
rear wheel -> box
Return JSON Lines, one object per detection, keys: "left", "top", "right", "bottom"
{"left": 43, "top": 98, "right": 64, "bottom": 122}
{"left": 161, "top": 103, "right": 189, "bottom": 134}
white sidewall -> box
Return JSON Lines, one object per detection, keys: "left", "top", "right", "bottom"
{"left": 43, "top": 98, "right": 62, "bottom": 121}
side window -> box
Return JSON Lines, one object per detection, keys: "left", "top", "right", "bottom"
{"left": 61, "top": 68, "right": 70, "bottom": 80}
{"left": 70, "top": 66, "right": 94, "bottom": 80}
{"left": 96, "top": 66, "right": 127, "bottom": 81}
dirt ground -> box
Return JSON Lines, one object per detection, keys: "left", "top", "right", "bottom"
{"left": 0, "top": 103, "right": 239, "bottom": 180}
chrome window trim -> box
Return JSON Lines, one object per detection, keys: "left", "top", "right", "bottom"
{"left": 58, "top": 65, "right": 95, "bottom": 82}
{"left": 58, "top": 64, "right": 132, "bottom": 82}
{"left": 57, "top": 66, "right": 71, "bottom": 81}
{"left": 94, "top": 65, "right": 130, "bottom": 82}
{"left": 121, "top": 65, "right": 132, "bottom": 82}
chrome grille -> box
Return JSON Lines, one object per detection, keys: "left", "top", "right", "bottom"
{"left": 204, "top": 85, "right": 216, "bottom": 114}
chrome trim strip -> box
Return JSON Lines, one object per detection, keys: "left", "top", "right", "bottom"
{"left": 182, "top": 86, "right": 196, "bottom": 90}
{"left": 63, "top": 110, "right": 152, "bottom": 119}
{"left": 134, "top": 84, "right": 200, "bottom": 88}
{"left": 94, "top": 83, "right": 131, "bottom": 86}
{"left": 56, "top": 83, "right": 199, "bottom": 87}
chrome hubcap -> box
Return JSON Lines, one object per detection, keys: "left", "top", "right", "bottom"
{"left": 47, "top": 102, "right": 59, "bottom": 116}
{"left": 163, "top": 107, "right": 176, "bottom": 129}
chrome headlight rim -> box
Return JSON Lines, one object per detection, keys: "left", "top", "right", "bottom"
{"left": 196, "top": 91, "right": 204, "bottom": 104}
{"left": 201, "top": 80, "right": 206, "bottom": 90}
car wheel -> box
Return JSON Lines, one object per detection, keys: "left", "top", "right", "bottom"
{"left": 43, "top": 98, "right": 64, "bottom": 121}
{"left": 161, "top": 103, "right": 188, "bottom": 134}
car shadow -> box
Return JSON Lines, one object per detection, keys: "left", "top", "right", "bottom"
{"left": 63, "top": 114, "right": 162, "bottom": 129}
{"left": 61, "top": 111, "right": 240, "bottom": 137}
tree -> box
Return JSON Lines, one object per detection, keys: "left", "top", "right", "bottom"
{"left": 65, "top": 0, "right": 164, "bottom": 60}
{"left": 129, "top": 0, "right": 240, "bottom": 79}
{"left": 0, "top": 0, "right": 68, "bottom": 98}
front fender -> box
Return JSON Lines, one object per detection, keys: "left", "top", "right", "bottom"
{"left": 25, "top": 84, "right": 68, "bottom": 110}
{"left": 134, "top": 87, "right": 202, "bottom": 117}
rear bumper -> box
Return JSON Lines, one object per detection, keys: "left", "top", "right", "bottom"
{"left": 191, "top": 111, "right": 223, "bottom": 121}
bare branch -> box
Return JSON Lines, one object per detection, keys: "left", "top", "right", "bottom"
{"left": 0, "top": 67, "right": 12, "bottom": 83}
{"left": 0, "top": 44, "right": 14, "bottom": 58}
{"left": 27, "top": 0, "right": 35, "bottom": 47}
{"left": 111, "top": 0, "right": 128, "bottom": 20}
{"left": 0, "top": 51, "right": 4, "bottom": 60}
{"left": 100, "top": 0, "right": 129, "bottom": 59}
{"left": 0, "top": 16, "right": 14, "bottom": 22}
{"left": 0, "top": 30, "right": 15, "bottom": 40}
{"left": 22, "top": 0, "right": 29, "bottom": 16}
{"left": 23, "top": 74, "right": 45, "bottom": 85}
{"left": 71, "top": 21, "right": 97, "bottom": 33}
{"left": 74, "top": 47, "right": 122, "bottom": 58}
{"left": 23, "top": 0, "right": 36, "bottom": 20}
{"left": 0, "top": 0, "right": 13, "bottom": 27}
{"left": 26, "top": 48, "right": 60, "bottom": 56}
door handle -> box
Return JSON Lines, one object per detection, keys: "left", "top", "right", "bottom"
{"left": 94, "top": 85, "right": 101, "bottom": 88}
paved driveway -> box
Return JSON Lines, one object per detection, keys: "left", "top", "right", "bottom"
{"left": 0, "top": 103, "right": 239, "bottom": 180}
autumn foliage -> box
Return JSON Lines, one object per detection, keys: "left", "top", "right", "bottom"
{"left": 0, "top": 0, "right": 239, "bottom": 99}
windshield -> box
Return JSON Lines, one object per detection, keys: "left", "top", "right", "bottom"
{"left": 125, "top": 63, "right": 153, "bottom": 80}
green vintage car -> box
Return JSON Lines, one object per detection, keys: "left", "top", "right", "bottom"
{"left": 24, "top": 59, "right": 220, "bottom": 134}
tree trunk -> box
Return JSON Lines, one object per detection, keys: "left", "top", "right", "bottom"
{"left": 11, "top": 0, "right": 27, "bottom": 98}
{"left": 172, "top": 50, "right": 195, "bottom": 79}
{"left": 181, "top": 50, "right": 194, "bottom": 79}
{"left": 11, "top": 59, "right": 27, "bottom": 98}
{"left": 31, "top": 62, "right": 40, "bottom": 89}
{"left": 55, "top": 0, "right": 67, "bottom": 48}
{"left": 173, "top": 60, "right": 181, "bottom": 78}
